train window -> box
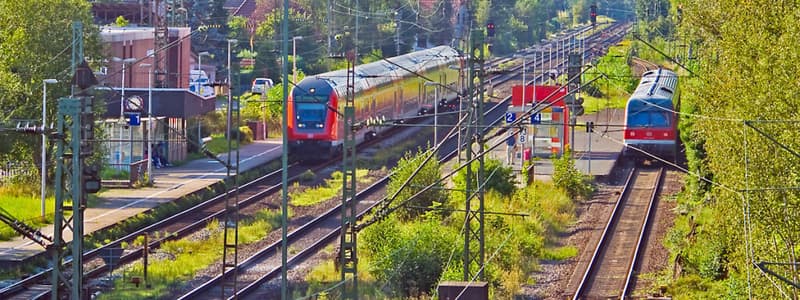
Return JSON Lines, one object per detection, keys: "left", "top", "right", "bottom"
{"left": 659, "top": 87, "right": 674, "bottom": 94}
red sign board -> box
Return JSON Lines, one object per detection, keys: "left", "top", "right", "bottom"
{"left": 511, "top": 85, "right": 568, "bottom": 107}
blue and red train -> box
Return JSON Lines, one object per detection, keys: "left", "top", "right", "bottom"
{"left": 622, "top": 68, "right": 679, "bottom": 161}
{"left": 287, "top": 46, "right": 461, "bottom": 160}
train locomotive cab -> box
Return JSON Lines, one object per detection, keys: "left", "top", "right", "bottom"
{"left": 622, "top": 69, "right": 678, "bottom": 162}
{"left": 288, "top": 78, "right": 339, "bottom": 161}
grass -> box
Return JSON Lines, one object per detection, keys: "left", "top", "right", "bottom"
{"left": 542, "top": 245, "right": 579, "bottom": 261}
{"left": 204, "top": 133, "right": 241, "bottom": 154}
{"left": 101, "top": 167, "right": 129, "bottom": 180}
{"left": 290, "top": 169, "right": 371, "bottom": 207}
{"left": 0, "top": 184, "right": 58, "bottom": 241}
{"left": 98, "top": 209, "right": 284, "bottom": 299}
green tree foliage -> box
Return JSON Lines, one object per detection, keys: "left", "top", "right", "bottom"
{"left": 0, "top": 0, "right": 99, "bottom": 165}
{"left": 670, "top": 0, "right": 800, "bottom": 297}
{"left": 189, "top": 0, "right": 229, "bottom": 70}
{"left": 453, "top": 157, "right": 517, "bottom": 200}
{"left": 387, "top": 147, "right": 447, "bottom": 221}
{"left": 115, "top": 16, "right": 129, "bottom": 27}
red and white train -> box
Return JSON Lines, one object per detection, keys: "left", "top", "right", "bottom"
{"left": 287, "top": 46, "right": 461, "bottom": 160}
{"left": 622, "top": 68, "right": 679, "bottom": 161}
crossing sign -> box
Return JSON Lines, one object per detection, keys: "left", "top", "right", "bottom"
{"left": 505, "top": 112, "right": 516, "bottom": 123}
{"left": 531, "top": 113, "right": 542, "bottom": 124}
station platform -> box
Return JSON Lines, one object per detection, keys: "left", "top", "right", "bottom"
{"left": 0, "top": 139, "right": 283, "bottom": 265}
{"left": 489, "top": 108, "right": 625, "bottom": 183}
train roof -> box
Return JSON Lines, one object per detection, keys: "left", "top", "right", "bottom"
{"left": 631, "top": 68, "right": 678, "bottom": 101}
{"left": 301, "top": 46, "right": 461, "bottom": 96}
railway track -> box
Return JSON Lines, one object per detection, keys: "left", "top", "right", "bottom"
{"left": 572, "top": 166, "right": 665, "bottom": 300}
{"left": 175, "top": 72, "right": 517, "bottom": 299}
{"left": 0, "top": 22, "right": 630, "bottom": 299}
{"left": 176, "top": 23, "right": 632, "bottom": 299}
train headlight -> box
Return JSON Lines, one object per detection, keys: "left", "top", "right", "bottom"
{"left": 316, "top": 123, "right": 324, "bottom": 128}
{"left": 298, "top": 123, "right": 306, "bottom": 128}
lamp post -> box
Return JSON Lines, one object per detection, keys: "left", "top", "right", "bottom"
{"left": 292, "top": 36, "right": 303, "bottom": 83}
{"left": 112, "top": 57, "right": 137, "bottom": 167}
{"left": 197, "top": 51, "right": 210, "bottom": 147}
{"left": 140, "top": 64, "right": 153, "bottom": 185}
{"left": 424, "top": 81, "right": 441, "bottom": 145}
{"left": 227, "top": 39, "right": 237, "bottom": 156}
{"left": 41, "top": 78, "right": 58, "bottom": 219}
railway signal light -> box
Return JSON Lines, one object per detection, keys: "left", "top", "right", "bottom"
{"left": 487, "top": 22, "right": 495, "bottom": 37}
{"left": 590, "top": 4, "right": 597, "bottom": 25}
{"left": 566, "top": 96, "right": 585, "bottom": 117}
{"left": 83, "top": 163, "right": 101, "bottom": 194}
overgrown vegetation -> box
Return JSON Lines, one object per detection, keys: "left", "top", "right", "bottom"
{"left": 98, "top": 209, "right": 283, "bottom": 299}
{"left": 386, "top": 148, "right": 448, "bottom": 220}
{"left": 289, "top": 169, "right": 371, "bottom": 207}
{"left": 304, "top": 151, "right": 579, "bottom": 298}
{"left": 552, "top": 148, "right": 594, "bottom": 201}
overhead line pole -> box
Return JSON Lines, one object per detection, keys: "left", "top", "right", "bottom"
{"left": 281, "top": 0, "right": 290, "bottom": 297}
{"left": 463, "top": 2, "right": 486, "bottom": 281}
{"left": 340, "top": 0, "right": 359, "bottom": 297}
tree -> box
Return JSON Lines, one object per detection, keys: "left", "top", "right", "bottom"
{"left": 669, "top": 0, "right": 800, "bottom": 297}
{"left": 387, "top": 147, "right": 448, "bottom": 221}
{"left": 453, "top": 157, "right": 517, "bottom": 201}
{"left": 0, "top": 0, "right": 99, "bottom": 167}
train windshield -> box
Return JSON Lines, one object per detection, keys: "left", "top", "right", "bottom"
{"left": 296, "top": 103, "right": 327, "bottom": 130}
{"left": 627, "top": 99, "right": 672, "bottom": 127}
{"left": 627, "top": 111, "right": 670, "bottom": 127}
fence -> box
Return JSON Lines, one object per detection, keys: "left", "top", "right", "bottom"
{"left": 0, "top": 161, "right": 36, "bottom": 185}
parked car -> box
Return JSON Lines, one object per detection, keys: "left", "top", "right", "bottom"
{"left": 251, "top": 78, "right": 274, "bottom": 94}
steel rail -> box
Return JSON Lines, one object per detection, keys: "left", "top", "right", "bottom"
{"left": 573, "top": 166, "right": 664, "bottom": 299}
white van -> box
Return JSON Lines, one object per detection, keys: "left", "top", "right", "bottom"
{"left": 251, "top": 78, "right": 274, "bottom": 94}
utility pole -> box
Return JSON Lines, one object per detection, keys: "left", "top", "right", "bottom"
{"left": 220, "top": 39, "right": 240, "bottom": 299}
{"left": 51, "top": 22, "right": 93, "bottom": 300}
{"left": 340, "top": 0, "right": 359, "bottom": 297}
{"left": 280, "top": 0, "right": 290, "bottom": 297}
{"left": 463, "top": 4, "right": 486, "bottom": 281}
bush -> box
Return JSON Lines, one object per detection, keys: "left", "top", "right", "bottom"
{"left": 552, "top": 148, "right": 594, "bottom": 200}
{"left": 238, "top": 126, "right": 253, "bottom": 143}
{"left": 225, "top": 126, "right": 253, "bottom": 144}
{"left": 452, "top": 158, "right": 517, "bottom": 199}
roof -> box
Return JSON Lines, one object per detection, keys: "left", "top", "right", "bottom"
{"left": 630, "top": 68, "right": 678, "bottom": 102}
{"left": 305, "top": 46, "right": 461, "bottom": 97}
{"left": 98, "top": 88, "right": 216, "bottom": 119}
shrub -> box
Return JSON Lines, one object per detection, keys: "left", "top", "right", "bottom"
{"left": 452, "top": 157, "right": 517, "bottom": 199}
{"left": 552, "top": 148, "right": 594, "bottom": 200}
{"left": 238, "top": 126, "right": 253, "bottom": 143}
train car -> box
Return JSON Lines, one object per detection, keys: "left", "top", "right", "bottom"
{"left": 288, "top": 46, "right": 461, "bottom": 160}
{"left": 622, "top": 68, "right": 679, "bottom": 161}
